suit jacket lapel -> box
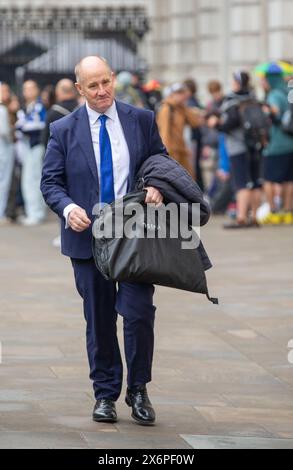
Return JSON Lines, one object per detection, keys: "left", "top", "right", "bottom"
{"left": 75, "top": 105, "right": 99, "bottom": 185}
{"left": 75, "top": 102, "right": 138, "bottom": 192}
{"left": 116, "top": 101, "right": 138, "bottom": 189}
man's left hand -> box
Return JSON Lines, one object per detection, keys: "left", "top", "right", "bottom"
{"left": 144, "top": 187, "right": 164, "bottom": 206}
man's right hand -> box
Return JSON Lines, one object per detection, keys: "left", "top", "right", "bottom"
{"left": 68, "top": 207, "right": 91, "bottom": 232}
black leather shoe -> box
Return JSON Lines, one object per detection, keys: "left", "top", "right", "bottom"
{"left": 93, "top": 399, "right": 117, "bottom": 423}
{"left": 125, "top": 385, "right": 156, "bottom": 425}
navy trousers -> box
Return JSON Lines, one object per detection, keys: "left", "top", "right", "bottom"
{"left": 71, "top": 258, "right": 156, "bottom": 401}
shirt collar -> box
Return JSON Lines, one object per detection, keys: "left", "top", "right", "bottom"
{"left": 86, "top": 100, "right": 117, "bottom": 126}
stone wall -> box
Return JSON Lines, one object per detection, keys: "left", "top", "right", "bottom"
{"left": 2, "top": 0, "right": 293, "bottom": 93}
{"left": 142, "top": 0, "right": 293, "bottom": 94}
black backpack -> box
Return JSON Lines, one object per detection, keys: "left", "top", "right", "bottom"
{"left": 238, "top": 99, "right": 271, "bottom": 150}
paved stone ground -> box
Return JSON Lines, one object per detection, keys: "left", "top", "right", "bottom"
{"left": 0, "top": 216, "right": 293, "bottom": 449}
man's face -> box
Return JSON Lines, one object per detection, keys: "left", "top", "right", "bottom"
{"left": 172, "top": 90, "right": 188, "bottom": 106}
{"left": 231, "top": 78, "right": 241, "bottom": 93}
{"left": 75, "top": 63, "right": 115, "bottom": 113}
{"left": 211, "top": 91, "right": 223, "bottom": 102}
{"left": 0, "top": 84, "right": 10, "bottom": 104}
{"left": 261, "top": 77, "right": 270, "bottom": 92}
{"left": 23, "top": 81, "right": 39, "bottom": 103}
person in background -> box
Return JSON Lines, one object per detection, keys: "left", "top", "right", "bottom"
{"left": 142, "top": 79, "right": 162, "bottom": 113}
{"left": 131, "top": 73, "right": 149, "bottom": 109}
{"left": 209, "top": 133, "right": 234, "bottom": 215}
{"left": 157, "top": 82, "right": 202, "bottom": 178}
{"left": 261, "top": 72, "right": 293, "bottom": 225}
{"left": 0, "top": 82, "right": 14, "bottom": 225}
{"left": 16, "top": 80, "right": 47, "bottom": 226}
{"left": 208, "top": 71, "right": 264, "bottom": 228}
{"left": 42, "top": 78, "right": 79, "bottom": 248}
{"left": 41, "top": 84, "right": 56, "bottom": 110}
{"left": 42, "top": 78, "right": 78, "bottom": 148}
{"left": 206, "top": 80, "right": 225, "bottom": 113}
{"left": 5, "top": 93, "right": 22, "bottom": 222}
{"left": 204, "top": 80, "right": 234, "bottom": 213}
{"left": 115, "top": 71, "right": 144, "bottom": 108}
{"left": 184, "top": 79, "right": 205, "bottom": 189}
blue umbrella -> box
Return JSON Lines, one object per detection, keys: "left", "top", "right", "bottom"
{"left": 255, "top": 61, "right": 284, "bottom": 77}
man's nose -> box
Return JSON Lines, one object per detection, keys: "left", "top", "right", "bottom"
{"left": 97, "top": 85, "right": 107, "bottom": 95}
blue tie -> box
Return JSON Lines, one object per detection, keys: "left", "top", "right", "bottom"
{"left": 99, "top": 114, "right": 115, "bottom": 204}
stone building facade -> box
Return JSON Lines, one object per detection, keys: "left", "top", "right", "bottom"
{"left": 1, "top": 0, "right": 293, "bottom": 90}
{"left": 142, "top": 0, "right": 293, "bottom": 90}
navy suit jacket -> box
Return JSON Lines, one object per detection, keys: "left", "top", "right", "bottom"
{"left": 41, "top": 101, "right": 166, "bottom": 259}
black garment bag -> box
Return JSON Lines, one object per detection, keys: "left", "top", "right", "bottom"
{"left": 92, "top": 191, "right": 218, "bottom": 304}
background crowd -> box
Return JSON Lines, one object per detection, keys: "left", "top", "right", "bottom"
{"left": 1, "top": 61, "right": 293, "bottom": 237}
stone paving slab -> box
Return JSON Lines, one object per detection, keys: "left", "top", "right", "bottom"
{"left": 0, "top": 431, "right": 89, "bottom": 449}
{"left": 181, "top": 434, "right": 293, "bottom": 449}
{"left": 0, "top": 217, "right": 293, "bottom": 448}
{"left": 81, "top": 431, "right": 192, "bottom": 449}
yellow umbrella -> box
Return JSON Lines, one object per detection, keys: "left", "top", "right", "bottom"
{"left": 278, "top": 61, "right": 293, "bottom": 76}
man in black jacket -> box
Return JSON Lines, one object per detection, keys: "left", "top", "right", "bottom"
{"left": 42, "top": 79, "right": 79, "bottom": 147}
{"left": 208, "top": 72, "right": 264, "bottom": 228}
{"left": 42, "top": 79, "right": 79, "bottom": 246}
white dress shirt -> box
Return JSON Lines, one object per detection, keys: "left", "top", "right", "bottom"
{"left": 63, "top": 100, "right": 130, "bottom": 226}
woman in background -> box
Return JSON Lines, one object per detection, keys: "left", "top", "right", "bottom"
{"left": 0, "top": 82, "right": 14, "bottom": 225}
{"left": 157, "top": 82, "right": 202, "bottom": 178}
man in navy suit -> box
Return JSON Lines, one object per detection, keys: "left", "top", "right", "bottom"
{"left": 41, "top": 56, "right": 166, "bottom": 425}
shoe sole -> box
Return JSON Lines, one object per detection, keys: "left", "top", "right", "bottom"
{"left": 92, "top": 416, "right": 117, "bottom": 423}
{"left": 131, "top": 414, "right": 155, "bottom": 426}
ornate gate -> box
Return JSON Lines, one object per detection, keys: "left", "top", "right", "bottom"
{"left": 0, "top": 6, "right": 149, "bottom": 87}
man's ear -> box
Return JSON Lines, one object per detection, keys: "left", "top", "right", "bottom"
{"left": 75, "top": 82, "right": 83, "bottom": 96}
